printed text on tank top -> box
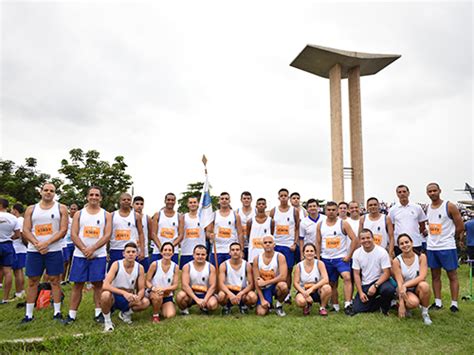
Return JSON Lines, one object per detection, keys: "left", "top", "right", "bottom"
{"left": 115, "top": 209, "right": 134, "bottom": 241}
{"left": 226, "top": 260, "right": 246, "bottom": 292}
{"left": 259, "top": 252, "right": 277, "bottom": 281}
{"left": 365, "top": 214, "right": 387, "bottom": 247}
{"left": 159, "top": 209, "right": 177, "bottom": 239}
{"left": 190, "top": 261, "right": 210, "bottom": 293}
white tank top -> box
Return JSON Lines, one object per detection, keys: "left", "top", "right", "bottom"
{"left": 181, "top": 213, "right": 206, "bottom": 256}
{"left": 213, "top": 211, "right": 238, "bottom": 254}
{"left": 248, "top": 216, "right": 272, "bottom": 262}
{"left": 154, "top": 210, "right": 179, "bottom": 254}
{"left": 273, "top": 206, "right": 296, "bottom": 247}
{"left": 427, "top": 201, "right": 456, "bottom": 251}
{"left": 74, "top": 208, "right": 107, "bottom": 258}
{"left": 319, "top": 219, "right": 348, "bottom": 259}
{"left": 347, "top": 217, "right": 360, "bottom": 237}
{"left": 112, "top": 260, "right": 139, "bottom": 291}
{"left": 224, "top": 260, "right": 247, "bottom": 292}
{"left": 110, "top": 210, "right": 138, "bottom": 250}
{"left": 151, "top": 260, "right": 177, "bottom": 296}
{"left": 397, "top": 254, "right": 420, "bottom": 282}
{"left": 13, "top": 216, "right": 26, "bottom": 254}
{"left": 257, "top": 252, "right": 280, "bottom": 289}
{"left": 29, "top": 202, "right": 62, "bottom": 252}
{"left": 141, "top": 214, "right": 149, "bottom": 257}
{"left": 363, "top": 214, "right": 389, "bottom": 249}
{"left": 298, "top": 259, "right": 321, "bottom": 289}
{"left": 237, "top": 208, "right": 255, "bottom": 248}
{"left": 63, "top": 216, "right": 73, "bottom": 247}
{"left": 189, "top": 261, "right": 211, "bottom": 294}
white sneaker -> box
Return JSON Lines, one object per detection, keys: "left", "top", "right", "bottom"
{"left": 104, "top": 322, "right": 115, "bottom": 332}
{"left": 119, "top": 311, "right": 132, "bottom": 324}
{"left": 275, "top": 306, "right": 286, "bottom": 317}
{"left": 180, "top": 308, "right": 190, "bottom": 316}
{"left": 422, "top": 314, "right": 432, "bottom": 326}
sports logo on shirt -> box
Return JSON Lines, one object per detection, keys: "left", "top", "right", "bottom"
{"left": 51, "top": 214, "right": 55, "bottom": 219}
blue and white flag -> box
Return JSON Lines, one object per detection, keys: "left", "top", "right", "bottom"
{"left": 198, "top": 173, "right": 214, "bottom": 228}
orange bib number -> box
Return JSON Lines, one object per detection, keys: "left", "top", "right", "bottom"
{"left": 160, "top": 227, "right": 175, "bottom": 239}
{"left": 252, "top": 238, "right": 263, "bottom": 248}
{"left": 218, "top": 227, "right": 232, "bottom": 239}
{"left": 227, "top": 285, "right": 242, "bottom": 292}
{"left": 429, "top": 223, "right": 442, "bottom": 236}
{"left": 185, "top": 228, "right": 200, "bottom": 239}
{"left": 275, "top": 225, "right": 289, "bottom": 236}
{"left": 259, "top": 269, "right": 275, "bottom": 281}
{"left": 115, "top": 229, "right": 131, "bottom": 241}
{"left": 374, "top": 234, "right": 383, "bottom": 246}
{"left": 325, "top": 236, "right": 341, "bottom": 249}
{"left": 35, "top": 223, "right": 52, "bottom": 237}
{"left": 304, "top": 283, "right": 316, "bottom": 290}
{"left": 192, "top": 285, "right": 207, "bottom": 293}
{"left": 84, "top": 226, "right": 101, "bottom": 239}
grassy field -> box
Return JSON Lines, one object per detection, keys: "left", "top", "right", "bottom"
{"left": 0, "top": 265, "right": 473, "bottom": 353}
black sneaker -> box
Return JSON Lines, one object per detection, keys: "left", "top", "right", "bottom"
{"left": 429, "top": 303, "right": 443, "bottom": 310}
{"left": 62, "top": 315, "right": 75, "bottom": 325}
{"left": 201, "top": 308, "right": 209, "bottom": 315}
{"left": 239, "top": 305, "right": 249, "bottom": 314}
{"left": 221, "top": 306, "right": 231, "bottom": 315}
{"left": 53, "top": 312, "right": 64, "bottom": 321}
{"left": 450, "top": 305, "right": 459, "bottom": 313}
{"left": 20, "top": 316, "right": 34, "bottom": 324}
{"left": 94, "top": 313, "right": 105, "bottom": 323}
{"left": 344, "top": 305, "right": 353, "bottom": 316}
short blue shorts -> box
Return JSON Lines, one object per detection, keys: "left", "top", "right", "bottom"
{"left": 163, "top": 295, "right": 174, "bottom": 304}
{"left": 298, "top": 291, "right": 322, "bottom": 303}
{"left": 322, "top": 257, "right": 351, "bottom": 282}
{"left": 12, "top": 252, "right": 26, "bottom": 270}
{"left": 108, "top": 249, "right": 125, "bottom": 270}
{"left": 150, "top": 253, "right": 179, "bottom": 265}
{"left": 209, "top": 252, "right": 231, "bottom": 267}
{"left": 274, "top": 245, "right": 294, "bottom": 270}
{"left": 69, "top": 256, "right": 107, "bottom": 283}
{"left": 139, "top": 257, "right": 150, "bottom": 273}
{"left": 112, "top": 293, "right": 130, "bottom": 312}
{"left": 189, "top": 292, "right": 206, "bottom": 306}
{"left": 257, "top": 284, "right": 277, "bottom": 306}
{"left": 26, "top": 251, "right": 64, "bottom": 277}
{"left": 179, "top": 255, "right": 194, "bottom": 269}
{"left": 62, "top": 244, "right": 75, "bottom": 263}
{"left": 0, "top": 241, "right": 15, "bottom": 267}
{"left": 427, "top": 249, "right": 458, "bottom": 271}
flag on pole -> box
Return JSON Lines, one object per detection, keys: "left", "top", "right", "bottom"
{"left": 199, "top": 156, "right": 214, "bottom": 228}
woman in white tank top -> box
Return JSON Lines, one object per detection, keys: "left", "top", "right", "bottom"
{"left": 293, "top": 243, "right": 332, "bottom": 316}
{"left": 146, "top": 242, "right": 179, "bottom": 322}
{"left": 392, "top": 234, "right": 432, "bottom": 325}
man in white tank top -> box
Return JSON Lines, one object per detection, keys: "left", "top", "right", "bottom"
{"left": 290, "top": 192, "right": 307, "bottom": 270}
{"left": 361, "top": 197, "right": 394, "bottom": 257}
{"left": 247, "top": 198, "right": 274, "bottom": 263}
{"left": 109, "top": 193, "right": 145, "bottom": 267}
{"left": 176, "top": 245, "right": 218, "bottom": 314}
{"left": 299, "top": 199, "right": 326, "bottom": 257}
{"left": 21, "top": 183, "right": 68, "bottom": 323}
{"left": 218, "top": 242, "right": 257, "bottom": 315}
{"left": 347, "top": 201, "right": 361, "bottom": 238}
{"left": 426, "top": 183, "right": 464, "bottom": 312}
{"left": 101, "top": 242, "right": 149, "bottom": 332}
{"left": 253, "top": 235, "right": 288, "bottom": 317}
{"left": 207, "top": 192, "right": 244, "bottom": 267}
{"left": 151, "top": 193, "right": 182, "bottom": 264}
{"left": 237, "top": 191, "right": 255, "bottom": 261}
{"left": 11, "top": 203, "right": 26, "bottom": 299}
{"left": 63, "top": 187, "right": 112, "bottom": 325}
{"left": 179, "top": 196, "right": 206, "bottom": 269}
{"left": 133, "top": 196, "right": 152, "bottom": 273}
{"left": 61, "top": 203, "right": 78, "bottom": 284}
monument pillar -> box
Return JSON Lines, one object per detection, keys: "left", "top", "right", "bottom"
{"left": 329, "top": 64, "right": 344, "bottom": 202}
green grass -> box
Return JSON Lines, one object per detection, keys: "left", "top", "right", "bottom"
{"left": 1, "top": 265, "right": 473, "bottom": 353}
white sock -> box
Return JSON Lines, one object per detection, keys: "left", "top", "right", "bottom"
{"left": 15, "top": 292, "right": 22, "bottom": 297}
{"left": 153, "top": 313, "right": 160, "bottom": 317}
{"left": 69, "top": 310, "right": 77, "bottom": 319}
{"left": 333, "top": 304, "right": 340, "bottom": 311}
{"left": 125, "top": 309, "right": 134, "bottom": 316}
{"left": 94, "top": 308, "right": 102, "bottom": 317}
{"left": 26, "top": 303, "right": 34, "bottom": 318}
{"left": 320, "top": 306, "right": 325, "bottom": 311}
{"left": 275, "top": 300, "right": 283, "bottom": 308}
{"left": 103, "top": 312, "right": 111, "bottom": 323}
{"left": 53, "top": 302, "right": 61, "bottom": 315}
{"left": 421, "top": 306, "right": 429, "bottom": 315}
{"left": 344, "top": 301, "right": 351, "bottom": 308}
{"left": 435, "top": 298, "right": 442, "bottom": 307}
{"left": 451, "top": 300, "right": 458, "bottom": 308}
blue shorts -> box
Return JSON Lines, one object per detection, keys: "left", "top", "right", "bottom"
{"left": 298, "top": 291, "right": 321, "bottom": 303}
{"left": 69, "top": 256, "right": 107, "bottom": 283}
{"left": 190, "top": 292, "right": 206, "bottom": 306}
{"left": 139, "top": 257, "right": 150, "bottom": 273}
{"left": 112, "top": 293, "right": 130, "bottom": 312}
{"left": 257, "top": 285, "right": 277, "bottom": 306}
{"left": 209, "top": 252, "right": 231, "bottom": 267}
{"left": 150, "top": 253, "right": 179, "bottom": 265}
{"left": 108, "top": 249, "right": 124, "bottom": 269}
{"left": 0, "top": 241, "right": 15, "bottom": 267}
{"left": 163, "top": 295, "right": 174, "bottom": 304}
{"left": 275, "top": 245, "right": 294, "bottom": 270}
{"left": 427, "top": 249, "right": 458, "bottom": 271}
{"left": 12, "top": 252, "right": 26, "bottom": 270}
{"left": 243, "top": 247, "right": 249, "bottom": 261}
{"left": 179, "top": 255, "right": 194, "bottom": 269}
{"left": 322, "top": 258, "right": 351, "bottom": 282}
{"left": 26, "top": 251, "right": 64, "bottom": 277}
{"left": 62, "top": 244, "right": 75, "bottom": 263}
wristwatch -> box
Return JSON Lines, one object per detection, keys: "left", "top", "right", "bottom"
{"left": 374, "top": 283, "right": 379, "bottom": 289}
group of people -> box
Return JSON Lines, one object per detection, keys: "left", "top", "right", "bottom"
{"left": 0, "top": 181, "right": 471, "bottom": 332}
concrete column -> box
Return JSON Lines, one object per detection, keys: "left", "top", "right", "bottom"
{"left": 348, "top": 66, "right": 364, "bottom": 204}
{"left": 329, "top": 63, "right": 344, "bottom": 202}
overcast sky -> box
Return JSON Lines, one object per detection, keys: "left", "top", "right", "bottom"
{"left": 1, "top": 1, "right": 472, "bottom": 212}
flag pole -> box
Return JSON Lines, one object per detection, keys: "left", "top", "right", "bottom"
{"left": 202, "top": 155, "right": 219, "bottom": 273}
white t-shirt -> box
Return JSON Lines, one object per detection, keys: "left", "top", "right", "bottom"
{"left": 0, "top": 211, "right": 19, "bottom": 243}
{"left": 352, "top": 245, "right": 391, "bottom": 285}
{"left": 388, "top": 203, "right": 427, "bottom": 247}
{"left": 299, "top": 214, "right": 326, "bottom": 245}
{"left": 13, "top": 216, "right": 26, "bottom": 253}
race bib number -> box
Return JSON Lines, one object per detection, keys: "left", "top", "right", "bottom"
{"left": 35, "top": 223, "right": 52, "bottom": 237}
{"left": 160, "top": 227, "right": 175, "bottom": 239}
{"left": 304, "top": 283, "right": 316, "bottom": 290}
{"left": 185, "top": 228, "right": 200, "bottom": 239}
{"left": 191, "top": 285, "right": 207, "bottom": 293}
{"left": 275, "top": 225, "right": 289, "bottom": 236}
{"left": 259, "top": 269, "right": 275, "bottom": 281}
{"left": 218, "top": 227, "right": 232, "bottom": 239}
{"left": 115, "top": 229, "right": 131, "bottom": 241}
{"left": 373, "top": 234, "right": 383, "bottom": 246}
{"left": 84, "top": 226, "right": 101, "bottom": 239}
{"left": 325, "top": 236, "right": 341, "bottom": 249}
{"left": 227, "top": 285, "right": 242, "bottom": 292}
{"left": 252, "top": 238, "right": 263, "bottom": 248}
{"left": 429, "top": 223, "right": 442, "bottom": 236}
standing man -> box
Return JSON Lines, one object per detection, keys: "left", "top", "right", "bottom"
{"left": 21, "top": 183, "right": 68, "bottom": 323}
{"left": 63, "top": 187, "right": 112, "bottom": 325}
{"left": 316, "top": 201, "right": 357, "bottom": 315}
{"left": 132, "top": 196, "right": 151, "bottom": 272}
{"left": 11, "top": 203, "right": 26, "bottom": 299}
{"left": 62, "top": 203, "right": 78, "bottom": 283}
{"left": 236, "top": 191, "right": 255, "bottom": 260}
{"left": 180, "top": 196, "right": 206, "bottom": 269}
{"left": 299, "top": 199, "right": 327, "bottom": 256}
{"left": 361, "top": 197, "right": 395, "bottom": 257}
{"left": 207, "top": 192, "right": 244, "bottom": 267}
{"left": 0, "top": 198, "right": 21, "bottom": 303}
{"left": 388, "top": 185, "right": 427, "bottom": 255}
{"left": 426, "top": 183, "right": 464, "bottom": 312}
{"left": 109, "top": 193, "right": 145, "bottom": 267}
{"left": 151, "top": 193, "right": 181, "bottom": 264}
{"left": 247, "top": 198, "right": 274, "bottom": 263}
{"left": 347, "top": 201, "right": 361, "bottom": 238}
{"left": 352, "top": 229, "right": 395, "bottom": 316}
{"left": 338, "top": 202, "right": 349, "bottom": 220}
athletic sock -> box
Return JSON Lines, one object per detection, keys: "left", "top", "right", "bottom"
{"left": 153, "top": 313, "right": 160, "bottom": 317}
{"left": 103, "top": 313, "right": 111, "bottom": 323}
{"left": 15, "top": 292, "right": 23, "bottom": 297}
{"left": 435, "top": 298, "right": 442, "bottom": 307}
{"left": 421, "top": 306, "right": 429, "bottom": 315}
{"left": 320, "top": 306, "right": 325, "bottom": 311}
{"left": 451, "top": 300, "right": 458, "bottom": 308}
{"left": 344, "top": 301, "right": 351, "bottom": 308}
{"left": 94, "top": 308, "right": 102, "bottom": 317}
{"left": 125, "top": 309, "right": 134, "bottom": 316}
{"left": 53, "top": 303, "right": 61, "bottom": 315}
{"left": 333, "top": 304, "right": 340, "bottom": 312}
{"left": 275, "top": 300, "right": 283, "bottom": 308}
{"left": 69, "top": 310, "right": 77, "bottom": 319}
{"left": 26, "top": 303, "right": 34, "bottom": 318}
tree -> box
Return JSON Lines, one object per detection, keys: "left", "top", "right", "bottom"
{"left": 58, "top": 148, "right": 133, "bottom": 211}
{"left": 178, "top": 181, "right": 219, "bottom": 214}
